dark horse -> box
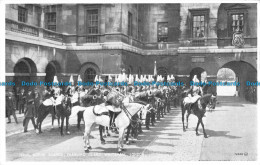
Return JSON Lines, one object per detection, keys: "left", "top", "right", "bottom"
{"left": 36, "top": 95, "right": 72, "bottom": 136}
{"left": 181, "top": 93, "right": 213, "bottom": 138}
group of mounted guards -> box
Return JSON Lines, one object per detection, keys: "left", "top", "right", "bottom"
{"left": 7, "top": 73, "right": 216, "bottom": 153}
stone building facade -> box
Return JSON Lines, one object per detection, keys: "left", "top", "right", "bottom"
{"left": 5, "top": 3, "right": 257, "bottom": 98}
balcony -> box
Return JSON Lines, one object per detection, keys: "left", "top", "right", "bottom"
{"left": 6, "top": 18, "right": 39, "bottom": 36}
{"left": 5, "top": 19, "right": 257, "bottom": 52}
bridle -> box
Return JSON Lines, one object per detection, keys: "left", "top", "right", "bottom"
{"left": 121, "top": 104, "right": 143, "bottom": 128}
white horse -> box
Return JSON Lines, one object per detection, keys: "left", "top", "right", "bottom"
{"left": 82, "top": 102, "right": 150, "bottom": 153}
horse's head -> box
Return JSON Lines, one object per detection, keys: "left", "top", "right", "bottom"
{"left": 209, "top": 95, "right": 217, "bottom": 109}
{"left": 199, "top": 94, "right": 213, "bottom": 109}
{"left": 62, "top": 95, "right": 72, "bottom": 111}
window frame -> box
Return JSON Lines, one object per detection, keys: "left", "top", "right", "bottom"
{"left": 128, "top": 12, "right": 133, "bottom": 37}
{"left": 157, "top": 22, "right": 168, "bottom": 42}
{"left": 84, "top": 67, "right": 96, "bottom": 83}
{"left": 18, "top": 6, "right": 28, "bottom": 23}
{"left": 226, "top": 5, "right": 249, "bottom": 37}
{"left": 86, "top": 9, "right": 99, "bottom": 35}
{"left": 189, "top": 8, "right": 209, "bottom": 39}
{"left": 45, "top": 12, "right": 57, "bottom": 31}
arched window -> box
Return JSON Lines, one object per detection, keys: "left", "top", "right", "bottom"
{"left": 84, "top": 68, "right": 96, "bottom": 82}
{"left": 157, "top": 67, "right": 167, "bottom": 82}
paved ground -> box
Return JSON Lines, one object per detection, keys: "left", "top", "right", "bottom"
{"left": 6, "top": 96, "right": 257, "bottom": 161}
{"left": 200, "top": 96, "right": 257, "bottom": 161}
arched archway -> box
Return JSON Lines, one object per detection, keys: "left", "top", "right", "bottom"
{"left": 84, "top": 68, "right": 96, "bottom": 82}
{"left": 45, "top": 61, "right": 61, "bottom": 85}
{"left": 157, "top": 67, "right": 167, "bottom": 82}
{"left": 13, "top": 57, "right": 37, "bottom": 92}
{"left": 138, "top": 67, "right": 142, "bottom": 78}
{"left": 217, "top": 61, "right": 257, "bottom": 98}
{"left": 79, "top": 62, "right": 100, "bottom": 83}
{"left": 127, "top": 65, "right": 133, "bottom": 76}
{"left": 189, "top": 67, "right": 207, "bottom": 82}
{"left": 217, "top": 68, "right": 236, "bottom": 96}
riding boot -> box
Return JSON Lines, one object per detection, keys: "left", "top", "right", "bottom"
{"left": 109, "top": 111, "right": 115, "bottom": 129}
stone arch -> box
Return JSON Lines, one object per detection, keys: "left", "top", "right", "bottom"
{"left": 218, "top": 60, "right": 257, "bottom": 98}
{"left": 79, "top": 62, "right": 100, "bottom": 82}
{"left": 45, "top": 61, "right": 62, "bottom": 84}
{"left": 189, "top": 67, "right": 207, "bottom": 82}
{"left": 13, "top": 57, "right": 37, "bottom": 92}
{"left": 127, "top": 65, "right": 133, "bottom": 76}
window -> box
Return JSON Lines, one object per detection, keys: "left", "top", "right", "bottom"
{"left": 192, "top": 15, "right": 205, "bottom": 38}
{"left": 128, "top": 12, "right": 133, "bottom": 36}
{"left": 18, "top": 6, "right": 27, "bottom": 23}
{"left": 46, "top": 12, "right": 56, "bottom": 31}
{"left": 158, "top": 22, "right": 168, "bottom": 42}
{"left": 189, "top": 9, "right": 209, "bottom": 39}
{"left": 225, "top": 4, "right": 250, "bottom": 37}
{"left": 84, "top": 68, "right": 96, "bottom": 83}
{"left": 231, "top": 14, "right": 244, "bottom": 33}
{"left": 87, "top": 9, "right": 98, "bottom": 34}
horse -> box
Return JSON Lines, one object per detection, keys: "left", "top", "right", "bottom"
{"left": 36, "top": 94, "right": 72, "bottom": 136}
{"left": 181, "top": 93, "right": 213, "bottom": 138}
{"left": 71, "top": 87, "right": 110, "bottom": 144}
{"left": 82, "top": 102, "right": 150, "bottom": 153}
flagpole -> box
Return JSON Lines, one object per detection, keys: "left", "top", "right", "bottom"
{"left": 154, "top": 61, "right": 157, "bottom": 82}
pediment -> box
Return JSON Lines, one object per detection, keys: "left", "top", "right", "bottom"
{"left": 225, "top": 3, "right": 251, "bottom": 10}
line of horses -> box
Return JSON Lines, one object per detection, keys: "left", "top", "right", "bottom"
{"left": 35, "top": 86, "right": 216, "bottom": 153}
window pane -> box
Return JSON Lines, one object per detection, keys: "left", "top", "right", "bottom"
{"left": 18, "top": 6, "right": 27, "bottom": 23}
{"left": 231, "top": 14, "right": 244, "bottom": 33}
{"left": 192, "top": 15, "right": 205, "bottom": 38}
{"left": 158, "top": 22, "right": 168, "bottom": 42}
{"left": 87, "top": 9, "right": 99, "bottom": 34}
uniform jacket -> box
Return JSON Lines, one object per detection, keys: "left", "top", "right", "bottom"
{"left": 6, "top": 94, "right": 16, "bottom": 116}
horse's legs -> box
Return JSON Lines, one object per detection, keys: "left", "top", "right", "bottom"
{"left": 51, "top": 115, "right": 54, "bottom": 128}
{"left": 83, "top": 124, "right": 92, "bottom": 153}
{"left": 60, "top": 116, "right": 64, "bottom": 136}
{"left": 77, "top": 112, "right": 82, "bottom": 130}
{"left": 200, "top": 118, "right": 208, "bottom": 138}
{"left": 186, "top": 113, "right": 190, "bottom": 129}
{"left": 125, "top": 125, "right": 131, "bottom": 145}
{"left": 195, "top": 118, "right": 201, "bottom": 136}
{"left": 106, "top": 127, "right": 110, "bottom": 136}
{"left": 117, "top": 128, "right": 126, "bottom": 153}
{"left": 58, "top": 116, "right": 60, "bottom": 128}
{"left": 66, "top": 116, "right": 70, "bottom": 134}
{"left": 181, "top": 104, "right": 186, "bottom": 132}
{"left": 99, "top": 125, "right": 105, "bottom": 144}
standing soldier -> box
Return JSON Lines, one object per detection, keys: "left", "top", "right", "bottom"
{"left": 23, "top": 89, "right": 37, "bottom": 132}
{"left": 6, "top": 89, "right": 18, "bottom": 124}
{"left": 18, "top": 88, "right": 26, "bottom": 114}
{"left": 34, "top": 88, "right": 41, "bottom": 118}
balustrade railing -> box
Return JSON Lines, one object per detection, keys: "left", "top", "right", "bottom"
{"left": 6, "top": 18, "right": 257, "bottom": 49}
{"left": 6, "top": 18, "right": 39, "bottom": 36}
{"left": 43, "top": 29, "right": 63, "bottom": 42}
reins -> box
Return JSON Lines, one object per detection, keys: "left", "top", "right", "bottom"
{"left": 121, "top": 104, "right": 143, "bottom": 127}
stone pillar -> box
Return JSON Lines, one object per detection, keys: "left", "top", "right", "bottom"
{"left": 40, "top": 7, "right": 45, "bottom": 28}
